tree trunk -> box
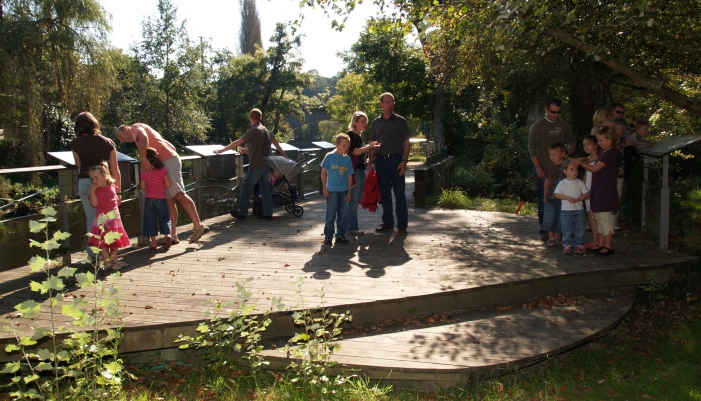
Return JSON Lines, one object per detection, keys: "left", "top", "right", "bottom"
{"left": 548, "top": 27, "right": 701, "bottom": 117}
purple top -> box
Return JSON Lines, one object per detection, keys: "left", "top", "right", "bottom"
{"left": 590, "top": 148, "right": 620, "bottom": 212}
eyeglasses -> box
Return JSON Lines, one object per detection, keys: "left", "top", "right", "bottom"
{"left": 548, "top": 109, "right": 562, "bottom": 115}
{"left": 615, "top": 110, "right": 625, "bottom": 115}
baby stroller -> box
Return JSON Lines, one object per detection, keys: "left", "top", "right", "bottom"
{"left": 252, "top": 154, "right": 310, "bottom": 218}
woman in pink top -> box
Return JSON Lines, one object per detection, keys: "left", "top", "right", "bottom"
{"left": 116, "top": 123, "right": 208, "bottom": 244}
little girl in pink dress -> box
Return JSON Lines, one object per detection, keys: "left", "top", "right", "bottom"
{"left": 87, "top": 162, "right": 131, "bottom": 269}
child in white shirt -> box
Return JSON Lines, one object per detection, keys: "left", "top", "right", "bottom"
{"left": 554, "top": 158, "right": 589, "bottom": 254}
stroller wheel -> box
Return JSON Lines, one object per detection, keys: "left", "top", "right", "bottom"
{"left": 252, "top": 203, "right": 263, "bottom": 216}
{"left": 285, "top": 204, "right": 295, "bottom": 213}
{"left": 293, "top": 206, "right": 304, "bottom": 217}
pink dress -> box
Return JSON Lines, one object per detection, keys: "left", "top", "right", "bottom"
{"left": 87, "top": 184, "right": 131, "bottom": 249}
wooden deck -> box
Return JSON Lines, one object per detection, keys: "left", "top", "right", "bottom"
{"left": 0, "top": 169, "right": 694, "bottom": 383}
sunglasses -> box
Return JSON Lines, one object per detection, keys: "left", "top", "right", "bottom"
{"left": 615, "top": 110, "right": 625, "bottom": 115}
{"left": 548, "top": 109, "right": 562, "bottom": 115}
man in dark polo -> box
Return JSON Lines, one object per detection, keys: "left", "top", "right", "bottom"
{"left": 368, "top": 92, "right": 411, "bottom": 234}
{"left": 528, "top": 98, "right": 576, "bottom": 240}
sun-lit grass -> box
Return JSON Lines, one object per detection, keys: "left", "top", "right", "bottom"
{"left": 435, "top": 188, "right": 537, "bottom": 215}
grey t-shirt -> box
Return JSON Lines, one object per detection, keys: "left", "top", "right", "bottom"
{"left": 528, "top": 118, "right": 575, "bottom": 168}
{"left": 241, "top": 123, "right": 271, "bottom": 169}
{"left": 370, "top": 113, "right": 411, "bottom": 156}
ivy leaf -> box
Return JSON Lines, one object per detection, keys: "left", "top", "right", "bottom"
{"left": 4, "top": 344, "right": 20, "bottom": 353}
{"left": 196, "top": 324, "right": 210, "bottom": 333}
{"left": 62, "top": 304, "right": 83, "bottom": 319}
{"left": 18, "top": 336, "right": 37, "bottom": 346}
{"left": 56, "top": 351, "right": 70, "bottom": 361}
{"left": 36, "top": 349, "right": 53, "bottom": 361}
{"left": 34, "top": 362, "right": 54, "bottom": 371}
{"left": 23, "top": 374, "right": 40, "bottom": 384}
{"left": 104, "top": 231, "right": 124, "bottom": 245}
{"left": 41, "top": 240, "right": 61, "bottom": 251}
{"left": 240, "top": 304, "right": 255, "bottom": 316}
{"left": 40, "top": 207, "right": 57, "bottom": 217}
{"left": 29, "top": 220, "right": 45, "bottom": 233}
{"left": 28, "top": 256, "right": 46, "bottom": 273}
{"left": 58, "top": 267, "right": 77, "bottom": 278}
{"left": 31, "top": 328, "right": 53, "bottom": 341}
{"left": 16, "top": 300, "right": 41, "bottom": 318}
{"left": 53, "top": 231, "right": 71, "bottom": 241}
{"left": 1, "top": 361, "right": 20, "bottom": 374}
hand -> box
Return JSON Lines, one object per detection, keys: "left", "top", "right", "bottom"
{"left": 241, "top": 147, "right": 249, "bottom": 155}
{"left": 536, "top": 167, "right": 545, "bottom": 178}
{"left": 368, "top": 141, "right": 381, "bottom": 149}
{"left": 141, "top": 158, "right": 154, "bottom": 173}
{"left": 117, "top": 193, "right": 122, "bottom": 206}
{"left": 323, "top": 188, "right": 329, "bottom": 198}
{"left": 570, "top": 158, "right": 582, "bottom": 168}
{"left": 213, "top": 149, "right": 219, "bottom": 154}
{"left": 346, "top": 193, "right": 351, "bottom": 202}
{"left": 568, "top": 197, "right": 578, "bottom": 203}
{"left": 367, "top": 163, "right": 375, "bottom": 172}
{"left": 397, "top": 160, "right": 407, "bottom": 176}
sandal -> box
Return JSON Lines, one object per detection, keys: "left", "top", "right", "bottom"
{"left": 110, "top": 260, "right": 129, "bottom": 270}
{"left": 171, "top": 237, "right": 180, "bottom": 245}
{"left": 188, "top": 225, "right": 209, "bottom": 243}
{"left": 597, "top": 247, "right": 615, "bottom": 257}
{"left": 547, "top": 238, "right": 557, "bottom": 247}
{"left": 587, "top": 246, "right": 603, "bottom": 253}
{"left": 164, "top": 236, "right": 172, "bottom": 250}
{"left": 149, "top": 241, "right": 158, "bottom": 250}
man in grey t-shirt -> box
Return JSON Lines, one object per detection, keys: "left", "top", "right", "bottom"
{"left": 215, "top": 108, "right": 273, "bottom": 220}
{"left": 368, "top": 92, "right": 412, "bottom": 234}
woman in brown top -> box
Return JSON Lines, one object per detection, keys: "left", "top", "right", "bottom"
{"left": 70, "top": 112, "right": 121, "bottom": 259}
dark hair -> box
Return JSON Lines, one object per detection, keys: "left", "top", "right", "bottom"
{"left": 146, "top": 148, "right": 164, "bottom": 170}
{"left": 380, "top": 92, "right": 395, "bottom": 103}
{"left": 614, "top": 117, "right": 627, "bottom": 127}
{"left": 74, "top": 111, "right": 101, "bottom": 136}
{"left": 545, "top": 98, "right": 561, "bottom": 109}
{"left": 609, "top": 103, "right": 625, "bottom": 112}
{"left": 635, "top": 120, "right": 649, "bottom": 129}
{"left": 583, "top": 134, "right": 599, "bottom": 148}
{"left": 548, "top": 141, "right": 566, "bottom": 152}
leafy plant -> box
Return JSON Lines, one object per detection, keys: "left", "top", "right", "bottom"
{"left": 175, "top": 278, "right": 284, "bottom": 386}
{"left": 283, "top": 278, "right": 352, "bottom": 393}
{"left": 2, "top": 207, "right": 126, "bottom": 400}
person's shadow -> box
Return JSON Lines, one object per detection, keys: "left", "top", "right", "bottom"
{"left": 300, "top": 233, "right": 411, "bottom": 280}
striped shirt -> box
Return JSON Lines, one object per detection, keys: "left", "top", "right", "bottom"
{"left": 69, "top": 135, "right": 116, "bottom": 178}
{"left": 141, "top": 168, "right": 169, "bottom": 199}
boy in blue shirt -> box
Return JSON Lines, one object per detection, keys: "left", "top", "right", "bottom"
{"left": 321, "top": 133, "right": 354, "bottom": 245}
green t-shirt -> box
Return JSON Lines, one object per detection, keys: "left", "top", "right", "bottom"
{"left": 528, "top": 118, "right": 575, "bottom": 168}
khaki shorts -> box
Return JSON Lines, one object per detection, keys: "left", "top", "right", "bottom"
{"left": 594, "top": 211, "right": 614, "bottom": 236}
{"left": 163, "top": 156, "right": 185, "bottom": 199}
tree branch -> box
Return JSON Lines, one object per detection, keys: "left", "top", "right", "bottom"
{"left": 548, "top": 26, "right": 701, "bottom": 117}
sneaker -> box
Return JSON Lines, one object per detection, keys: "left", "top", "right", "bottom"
{"left": 574, "top": 245, "right": 586, "bottom": 254}
{"left": 563, "top": 245, "right": 573, "bottom": 254}
{"left": 230, "top": 210, "right": 247, "bottom": 219}
{"left": 188, "top": 225, "right": 208, "bottom": 243}
{"left": 335, "top": 236, "right": 350, "bottom": 244}
{"left": 350, "top": 230, "right": 365, "bottom": 235}
{"left": 323, "top": 239, "right": 332, "bottom": 245}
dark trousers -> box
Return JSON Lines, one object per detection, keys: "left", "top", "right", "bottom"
{"left": 534, "top": 166, "right": 546, "bottom": 235}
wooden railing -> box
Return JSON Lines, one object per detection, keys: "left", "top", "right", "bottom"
{"left": 413, "top": 156, "right": 455, "bottom": 208}
{"left": 0, "top": 149, "right": 326, "bottom": 271}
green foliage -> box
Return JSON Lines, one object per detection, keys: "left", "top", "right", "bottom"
{"left": 436, "top": 188, "right": 537, "bottom": 215}
{"left": 283, "top": 279, "right": 352, "bottom": 391}
{"left": 1, "top": 207, "right": 126, "bottom": 400}
{"left": 326, "top": 72, "right": 381, "bottom": 124}
{"left": 0, "top": 179, "right": 60, "bottom": 220}
{"left": 291, "top": 120, "right": 343, "bottom": 148}
{"left": 175, "top": 278, "right": 284, "bottom": 384}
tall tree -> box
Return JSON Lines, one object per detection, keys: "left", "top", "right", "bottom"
{"left": 132, "top": 0, "right": 210, "bottom": 147}
{"left": 238, "top": 0, "right": 262, "bottom": 55}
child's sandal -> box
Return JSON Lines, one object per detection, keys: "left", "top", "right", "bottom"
{"left": 547, "top": 238, "right": 557, "bottom": 247}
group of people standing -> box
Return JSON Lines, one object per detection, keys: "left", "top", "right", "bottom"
{"left": 529, "top": 100, "right": 652, "bottom": 256}
{"left": 68, "top": 91, "right": 414, "bottom": 267}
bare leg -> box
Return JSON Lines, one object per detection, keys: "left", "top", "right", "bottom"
{"left": 167, "top": 197, "right": 179, "bottom": 237}
{"left": 100, "top": 248, "right": 110, "bottom": 265}
{"left": 172, "top": 192, "right": 202, "bottom": 230}
{"left": 587, "top": 210, "right": 599, "bottom": 247}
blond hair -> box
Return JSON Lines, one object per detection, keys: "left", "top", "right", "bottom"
{"left": 592, "top": 108, "right": 612, "bottom": 126}
{"left": 88, "top": 161, "right": 116, "bottom": 185}
{"left": 596, "top": 125, "right": 618, "bottom": 149}
{"left": 335, "top": 133, "right": 350, "bottom": 144}
{"left": 348, "top": 111, "right": 368, "bottom": 132}
{"left": 249, "top": 108, "right": 262, "bottom": 121}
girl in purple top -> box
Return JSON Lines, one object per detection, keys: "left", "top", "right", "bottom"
{"left": 578, "top": 126, "right": 620, "bottom": 256}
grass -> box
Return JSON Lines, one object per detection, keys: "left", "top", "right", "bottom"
{"left": 434, "top": 188, "right": 537, "bottom": 215}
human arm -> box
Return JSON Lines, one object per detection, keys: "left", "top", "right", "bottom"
{"left": 140, "top": 177, "right": 147, "bottom": 191}
{"left": 72, "top": 151, "right": 81, "bottom": 170}
{"left": 568, "top": 143, "right": 576, "bottom": 157}
{"left": 544, "top": 178, "right": 549, "bottom": 199}
{"left": 321, "top": 167, "right": 329, "bottom": 198}
{"left": 398, "top": 140, "right": 410, "bottom": 176}
{"left": 528, "top": 125, "right": 545, "bottom": 178}
{"left": 270, "top": 135, "right": 289, "bottom": 159}
{"left": 109, "top": 149, "right": 122, "bottom": 205}
{"left": 164, "top": 173, "right": 172, "bottom": 188}
{"left": 554, "top": 191, "right": 588, "bottom": 203}
{"left": 532, "top": 156, "right": 545, "bottom": 178}
{"left": 346, "top": 171, "right": 353, "bottom": 202}
{"left": 214, "top": 138, "right": 246, "bottom": 154}
{"left": 580, "top": 160, "right": 605, "bottom": 173}
{"left": 133, "top": 126, "right": 153, "bottom": 172}
{"left": 367, "top": 149, "right": 375, "bottom": 172}
{"left": 352, "top": 141, "right": 381, "bottom": 156}
{"left": 88, "top": 185, "right": 99, "bottom": 208}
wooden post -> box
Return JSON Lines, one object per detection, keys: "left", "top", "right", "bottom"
{"left": 317, "top": 148, "right": 325, "bottom": 195}
{"left": 659, "top": 155, "right": 670, "bottom": 249}
{"left": 57, "top": 169, "right": 74, "bottom": 266}
{"left": 235, "top": 154, "right": 245, "bottom": 207}
{"left": 414, "top": 166, "right": 429, "bottom": 208}
{"left": 134, "top": 162, "right": 147, "bottom": 247}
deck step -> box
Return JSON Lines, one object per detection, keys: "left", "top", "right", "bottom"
{"left": 262, "top": 288, "right": 635, "bottom": 387}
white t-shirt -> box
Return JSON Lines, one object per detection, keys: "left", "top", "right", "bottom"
{"left": 554, "top": 178, "right": 588, "bottom": 211}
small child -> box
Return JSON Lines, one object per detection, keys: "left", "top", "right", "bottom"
{"left": 87, "top": 162, "right": 131, "bottom": 269}
{"left": 582, "top": 135, "right": 601, "bottom": 249}
{"left": 626, "top": 120, "right": 651, "bottom": 150}
{"left": 579, "top": 126, "right": 620, "bottom": 256}
{"left": 321, "top": 133, "right": 354, "bottom": 245}
{"left": 554, "top": 158, "right": 589, "bottom": 254}
{"left": 140, "top": 148, "right": 173, "bottom": 250}
{"left": 542, "top": 142, "right": 567, "bottom": 247}
{"left": 612, "top": 118, "right": 627, "bottom": 230}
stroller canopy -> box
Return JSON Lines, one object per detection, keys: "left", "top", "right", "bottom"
{"left": 269, "top": 156, "right": 304, "bottom": 180}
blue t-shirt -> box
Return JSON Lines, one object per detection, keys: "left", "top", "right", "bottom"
{"left": 321, "top": 151, "right": 354, "bottom": 192}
